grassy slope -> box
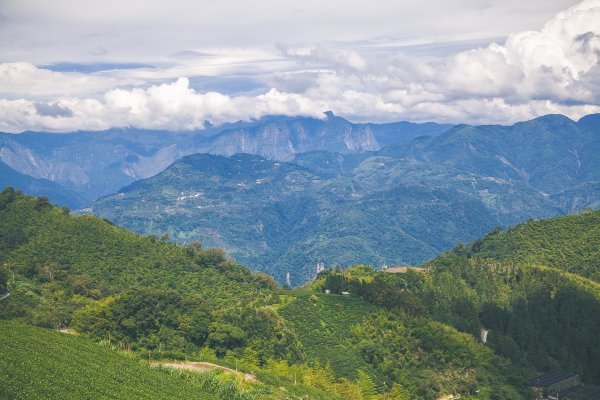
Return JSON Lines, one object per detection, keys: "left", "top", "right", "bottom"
{"left": 279, "top": 291, "right": 381, "bottom": 383}
{"left": 468, "top": 209, "right": 600, "bottom": 281}
{"left": 0, "top": 320, "right": 217, "bottom": 400}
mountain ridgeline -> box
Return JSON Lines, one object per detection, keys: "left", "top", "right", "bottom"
{"left": 0, "top": 113, "right": 451, "bottom": 205}
{"left": 86, "top": 114, "right": 600, "bottom": 284}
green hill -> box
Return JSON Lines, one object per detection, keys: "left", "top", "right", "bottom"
{"left": 465, "top": 209, "right": 600, "bottom": 281}
{"left": 0, "top": 320, "right": 218, "bottom": 400}
{"left": 279, "top": 291, "right": 380, "bottom": 381}
{"left": 0, "top": 187, "right": 301, "bottom": 363}
{"left": 279, "top": 288, "right": 531, "bottom": 399}
{"left": 312, "top": 209, "right": 600, "bottom": 385}
{"left": 3, "top": 188, "right": 599, "bottom": 399}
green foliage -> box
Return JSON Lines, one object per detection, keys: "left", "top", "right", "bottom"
{"left": 208, "top": 322, "right": 248, "bottom": 356}
{"left": 0, "top": 189, "right": 302, "bottom": 362}
{"left": 421, "top": 210, "right": 600, "bottom": 382}
{"left": 279, "top": 290, "right": 527, "bottom": 399}
{"left": 313, "top": 206, "right": 600, "bottom": 388}
{"left": 0, "top": 320, "right": 219, "bottom": 399}
{"left": 356, "top": 370, "right": 377, "bottom": 398}
{"left": 0, "top": 265, "right": 8, "bottom": 290}
{"left": 3, "top": 189, "right": 598, "bottom": 399}
{"left": 279, "top": 291, "right": 380, "bottom": 382}
{"left": 464, "top": 210, "right": 600, "bottom": 281}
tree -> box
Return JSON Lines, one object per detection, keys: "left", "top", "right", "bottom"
{"left": 241, "top": 346, "right": 260, "bottom": 368}
{"left": 179, "top": 310, "right": 210, "bottom": 346}
{"left": 494, "top": 335, "right": 520, "bottom": 362}
{"left": 0, "top": 186, "right": 16, "bottom": 210}
{"left": 207, "top": 322, "right": 247, "bottom": 356}
{"left": 34, "top": 196, "right": 51, "bottom": 210}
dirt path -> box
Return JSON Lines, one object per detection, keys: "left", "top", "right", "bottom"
{"left": 57, "top": 328, "right": 77, "bottom": 335}
{"left": 0, "top": 288, "right": 9, "bottom": 302}
{"left": 151, "top": 361, "right": 257, "bottom": 382}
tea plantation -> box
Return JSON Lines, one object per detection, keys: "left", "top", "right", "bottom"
{"left": 279, "top": 291, "right": 381, "bottom": 385}
{"left": 0, "top": 320, "right": 218, "bottom": 400}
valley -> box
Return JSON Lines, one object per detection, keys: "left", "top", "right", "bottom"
{"left": 82, "top": 114, "right": 600, "bottom": 284}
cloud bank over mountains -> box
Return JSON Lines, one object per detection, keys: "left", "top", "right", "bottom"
{"left": 0, "top": 0, "right": 598, "bottom": 132}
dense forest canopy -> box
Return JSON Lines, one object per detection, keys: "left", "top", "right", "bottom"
{"left": 313, "top": 210, "right": 600, "bottom": 384}
{"left": 2, "top": 187, "right": 599, "bottom": 399}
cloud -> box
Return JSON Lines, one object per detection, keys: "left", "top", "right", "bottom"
{"left": 34, "top": 102, "right": 73, "bottom": 117}
{"left": 0, "top": 62, "right": 138, "bottom": 100}
{"left": 273, "top": 0, "right": 600, "bottom": 122}
{"left": 0, "top": 0, "right": 576, "bottom": 64}
{"left": 277, "top": 44, "right": 367, "bottom": 71}
{"left": 0, "top": 78, "right": 327, "bottom": 132}
{"left": 0, "top": 0, "right": 599, "bottom": 132}
{"left": 440, "top": 0, "right": 600, "bottom": 104}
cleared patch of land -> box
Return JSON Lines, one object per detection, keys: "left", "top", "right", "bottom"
{"left": 151, "top": 361, "right": 258, "bottom": 382}
{"left": 383, "top": 266, "right": 425, "bottom": 273}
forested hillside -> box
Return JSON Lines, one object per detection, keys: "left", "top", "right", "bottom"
{"left": 313, "top": 209, "right": 600, "bottom": 385}
{"left": 86, "top": 153, "right": 508, "bottom": 284}
{"left": 0, "top": 187, "right": 300, "bottom": 363}
{"left": 464, "top": 210, "right": 600, "bottom": 281}
{"left": 1, "top": 188, "right": 547, "bottom": 399}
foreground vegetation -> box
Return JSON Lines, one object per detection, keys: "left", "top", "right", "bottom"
{"left": 314, "top": 210, "right": 600, "bottom": 385}
{"left": 0, "top": 187, "right": 301, "bottom": 363}
{"left": 2, "top": 187, "right": 598, "bottom": 399}
{"left": 0, "top": 320, "right": 220, "bottom": 399}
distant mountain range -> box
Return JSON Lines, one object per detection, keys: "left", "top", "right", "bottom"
{"left": 0, "top": 160, "right": 85, "bottom": 208}
{"left": 0, "top": 113, "right": 451, "bottom": 206}
{"left": 83, "top": 114, "right": 600, "bottom": 284}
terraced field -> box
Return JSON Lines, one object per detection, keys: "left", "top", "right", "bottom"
{"left": 279, "top": 291, "right": 382, "bottom": 385}
{"left": 0, "top": 320, "right": 218, "bottom": 400}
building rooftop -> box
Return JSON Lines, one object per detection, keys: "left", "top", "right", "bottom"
{"left": 529, "top": 372, "right": 578, "bottom": 388}
{"left": 561, "top": 385, "right": 600, "bottom": 400}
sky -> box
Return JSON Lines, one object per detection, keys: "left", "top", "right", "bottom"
{"left": 0, "top": 0, "right": 599, "bottom": 132}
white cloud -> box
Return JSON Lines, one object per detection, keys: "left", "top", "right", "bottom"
{"left": 0, "top": 0, "right": 599, "bottom": 132}
{"left": 0, "top": 62, "right": 139, "bottom": 100}
{"left": 439, "top": 0, "right": 600, "bottom": 104}
{"left": 0, "top": 78, "right": 328, "bottom": 132}
{"left": 0, "top": 0, "right": 576, "bottom": 64}
{"left": 277, "top": 44, "right": 367, "bottom": 71}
